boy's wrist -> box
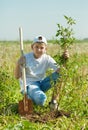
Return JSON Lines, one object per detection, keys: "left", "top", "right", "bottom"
{"left": 56, "top": 68, "right": 60, "bottom": 73}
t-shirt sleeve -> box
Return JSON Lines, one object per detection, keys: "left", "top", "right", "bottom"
{"left": 47, "top": 55, "right": 60, "bottom": 71}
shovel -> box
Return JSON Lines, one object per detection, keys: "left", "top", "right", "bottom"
{"left": 18, "top": 27, "right": 33, "bottom": 115}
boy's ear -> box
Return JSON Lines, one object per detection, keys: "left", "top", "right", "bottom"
{"left": 31, "top": 44, "right": 33, "bottom": 49}
{"left": 45, "top": 46, "right": 47, "bottom": 50}
{"left": 44, "top": 46, "right": 47, "bottom": 53}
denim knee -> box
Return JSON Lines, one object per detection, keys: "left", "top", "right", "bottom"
{"left": 33, "top": 91, "right": 47, "bottom": 106}
{"left": 27, "top": 85, "right": 47, "bottom": 106}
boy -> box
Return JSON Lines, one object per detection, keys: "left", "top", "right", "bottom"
{"left": 15, "top": 35, "right": 68, "bottom": 106}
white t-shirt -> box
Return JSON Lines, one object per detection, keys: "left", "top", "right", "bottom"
{"left": 19, "top": 52, "right": 59, "bottom": 88}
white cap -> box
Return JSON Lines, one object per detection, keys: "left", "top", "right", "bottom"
{"left": 33, "top": 35, "right": 47, "bottom": 45}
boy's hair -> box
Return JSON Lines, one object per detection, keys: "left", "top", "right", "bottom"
{"left": 33, "top": 35, "right": 47, "bottom": 45}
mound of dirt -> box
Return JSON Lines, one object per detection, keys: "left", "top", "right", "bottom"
{"left": 24, "top": 110, "right": 70, "bottom": 123}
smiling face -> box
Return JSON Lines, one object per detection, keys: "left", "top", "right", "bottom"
{"left": 31, "top": 42, "right": 47, "bottom": 58}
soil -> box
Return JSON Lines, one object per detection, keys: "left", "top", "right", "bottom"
{"left": 23, "top": 110, "right": 70, "bottom": 123}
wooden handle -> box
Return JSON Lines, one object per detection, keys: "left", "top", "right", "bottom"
{"left": 19, "top": 27, "right": 26, "bottom": 93}
{"left": 19, "top": 27, "right": 24, "bottom": 55}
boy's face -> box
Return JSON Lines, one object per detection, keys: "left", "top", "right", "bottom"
{"left": 31, "top": 42, "right": 47, "bottom": 58}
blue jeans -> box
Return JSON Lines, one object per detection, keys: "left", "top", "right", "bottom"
{"left": 26, "top": 72, "right": 60, "bottom": 106}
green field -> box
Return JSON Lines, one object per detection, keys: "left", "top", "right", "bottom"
{"left": 0, "top": 41, "right": 88, "bottom": 130}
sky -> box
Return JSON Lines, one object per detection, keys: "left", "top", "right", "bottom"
{"left": 0, "top": 0, "right": 88, "bottom": 41}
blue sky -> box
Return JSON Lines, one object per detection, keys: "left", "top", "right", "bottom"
{"left": 0, "top": 0, "right": 88, "bottom": 40}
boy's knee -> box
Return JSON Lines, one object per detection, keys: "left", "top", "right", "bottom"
{"left": 30, "top": 89, "right": 47, "bottom": 106}
{"left": 34, "top": 93, "right": 47, "bottom": 106}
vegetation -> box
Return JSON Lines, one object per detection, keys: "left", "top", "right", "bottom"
{"left": 0, "top": 40, "right": 88, "bottom": 129}
{"left": 56, "top": 15, "right": 76, "bottom": 50}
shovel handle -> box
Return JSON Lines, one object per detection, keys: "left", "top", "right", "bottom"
{"left": 19, "top": 27, "right": 26, "bottom": 93}
{"left": 19, "top": 27, "right": 24, "bottom": 56}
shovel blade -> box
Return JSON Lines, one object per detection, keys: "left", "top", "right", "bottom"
{"left": 18, "top": 95, "right": 33, "bottom": 115}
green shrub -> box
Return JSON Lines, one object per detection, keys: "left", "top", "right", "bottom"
{"left": 0, "top": 66, "right": 20, "bottom": 115}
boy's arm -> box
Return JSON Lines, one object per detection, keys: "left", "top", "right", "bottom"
{"left": 14, "top": 62, "right": 22, "bottom": 79}
{"left": 56, "top": 67, "right": 60, "bottom": 73}
{"left": 14, "top": 56, "right": 26, "bottom": 79}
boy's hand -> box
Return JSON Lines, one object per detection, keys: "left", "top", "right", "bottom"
{"left": 63, "top": 49, "right": 69, "bottom": 60}
{"left": 18, "top": 56, "right": 26, "bottom": 67}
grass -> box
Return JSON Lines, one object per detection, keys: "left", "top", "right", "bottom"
{"left": 0, "top": 41, "right": 88, "bottom": 130}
